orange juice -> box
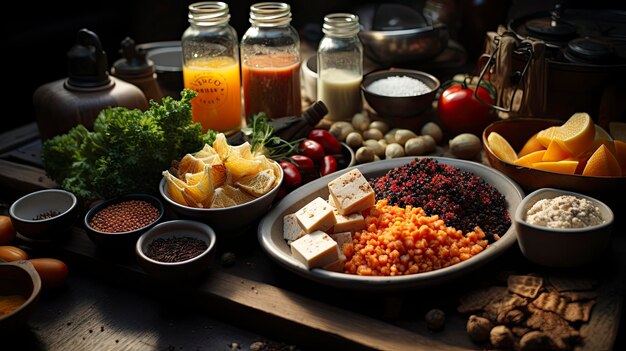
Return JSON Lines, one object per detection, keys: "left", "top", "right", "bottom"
{"left": 183, "top": 57, "right": 241, "bottom": 132}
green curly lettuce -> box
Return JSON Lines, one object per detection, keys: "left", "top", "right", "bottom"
{"left": 42, "top": 89, "right": 217, "bottom": 201}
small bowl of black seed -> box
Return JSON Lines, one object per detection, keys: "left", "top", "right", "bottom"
{"left": 84, "top": 194, "right": 165, "bottom": 251}
{"left": 9, "top": 189, "right": 79, "bottom": 242}
{"left": 135, "top": 220, "right": 217, "bottom": 279}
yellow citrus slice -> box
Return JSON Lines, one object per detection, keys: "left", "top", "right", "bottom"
{"left": 162, "top": 171, "right": 188, "bottom": 206}
{"left": 531, "top": 160, "right": 579, "bottom": 174}
{"left": 582, "top": 144, "right": 622, "bottom": 177}
{"left": 230, "top": 142, "right": 253, "bottom": 160}
{"left": 514, "top": 150, "right": 546, "bottom": 167}
{"left": 177, "top": 154, "right": 206, "bottom": 176}
{"left": 210, "top": 163, "right": 229, "bottom": 188}
{"left": 518, "top": 132, "right": 545, "bottom": 157}
{"left": 542, "top": 140, "right": 571, "bottom": 162}
{"left": 225, "top": 155, "right": 263, "bottom": 180}
{"left": 553, "top": 112, "right": 595, "bottom": 156}
{"left": 181, "top": 165, "right": 214, "bottom": 206}
{"left": 220, "top": 184, "right": 255, "bottom": 205}
{"left": 536, "top": 126, "right": 559, "bottom": 148}
{"left": 236, "top": 168, "right": 277, "bottom": 197}
{"left": 195, "top": 143, "right": 218, "bottom": 159}
{"left": 487, "top": 132, "right": 518, "bottom": 164}
{"left": 613, "top": 140, "right": 626, "bottom": 174}
{"left": 209, "top": 188, "right": 237, "bottom": 208}
{"left": 213, "top": 133, "right": 232, "bottom": 161}
{"left": 610, "top": 122, "right": 626, "bottom": 142}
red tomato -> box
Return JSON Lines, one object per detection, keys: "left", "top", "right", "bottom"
{"left": 29, "top": 258, "right": 68, "bottom": 290}
{"left": 437, "top": 81, "right": 497, "bottom": 136}
{"left": 289, "top": 155, "right": 315, "bottom": 174}
{"left": 308, "top": 129, "right": 341, "bottom": 155}
{"left": 277, "top": 186, "right": 287, "bottom": 199}
{"left": 320, "top": 155, "right": 338, "bottom": 177}
{"left": 299, "top": 139, "right": 325, "bottom": 161}
{"left": 279, "top": 161, "right": 302, "bottom": 188}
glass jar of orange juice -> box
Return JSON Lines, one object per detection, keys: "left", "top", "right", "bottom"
{"left": 182, "top": 2, "right": 241, "bottom": 133}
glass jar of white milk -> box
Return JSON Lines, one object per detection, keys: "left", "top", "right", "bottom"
{"left": 317, "top": 13, "right": 363, "bottom": 121}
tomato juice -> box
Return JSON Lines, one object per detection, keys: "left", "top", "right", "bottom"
{"left": 242, "top": 54, "right": 302, "bottom": 121}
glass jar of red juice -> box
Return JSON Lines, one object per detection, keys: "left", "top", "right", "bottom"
{"left": 241, "top": 2, "right": 302, "bottom": 121}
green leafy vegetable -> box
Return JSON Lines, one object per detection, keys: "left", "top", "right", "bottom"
{"left": 243, "top": 112, "right": 300, "bottom": 160}
{"left": 42, "top": 89, "right": 217, "bottom": 201}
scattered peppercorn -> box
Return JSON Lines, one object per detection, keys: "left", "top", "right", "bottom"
{"left": 33, "top": 210, "right": 61, "bottom": 220}
{"left": 370, "top": 158, "right": 510, "bottom": 242}
{"left": 146, "top": 236, "right": 208, "bottom": 263}
{"left": 89, "top": 200, "right": 159, "bottom": 233}
{"left": 425, "top": 308, "right": 446, "bottom": 331}
{"left": 220, "top": 252, "right": 237, "bottom": 267}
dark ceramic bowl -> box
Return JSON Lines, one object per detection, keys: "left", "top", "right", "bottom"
{"left": 515, "top": 188, "right": 614, "bottom": 267}
{"left": 9, "top": 189, "right": 78, "bottom": 242}
{"left": 159, "top": 161, "right": 283, "bottom": 236}
{"left": 135, "top": 220, "right": 217, "bottom": 280}
{"left": 482, "top": 118, "right": 626, "bottom": 205}
{"left": 361, "top": 69, "right": 439, "bottom": 119}
{"left": 84, "top": 194, "right": 165, "bottom": 251}
{"left": 0, "top": 260, "right": 42, "bottom": 335}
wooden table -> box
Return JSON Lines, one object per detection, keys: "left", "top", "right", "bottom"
{"left": 1, "top": 124, "right": 625, "bottom": 351}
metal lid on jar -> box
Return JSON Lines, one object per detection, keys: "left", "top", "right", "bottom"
{"left": 188, "top": 1, "right": 230, "bottom": 26}
{"left": 249, "top": 2, "right": 292, "bottom": 27}
{"left": 323, "top": 13, "right": 360, "bottom": 37}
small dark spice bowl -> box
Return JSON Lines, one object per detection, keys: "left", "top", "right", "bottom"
{"left": 84, "top": 194, "right": 164, "bottom": 251}
{"left": 135, "top": 220, "right": 217, "bottom": 280}
{"left": 9, "top": 189, "right": 78, "bottom": 242}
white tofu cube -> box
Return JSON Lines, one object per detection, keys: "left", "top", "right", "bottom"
{"left": 295, "top": 197, "right": 336, "bottom": 233}
{"left": 283, "top": 213, "right": 305, "bottom": 244}
{"left": 328, "top": 169, "right": 375, "bottom": 215}
{"left": 290, "top": 231, "right": 340, "bottom": 269}
{"left": 332, "top": 209, "right": 365, "bottom": 234}
{"left": 323, "top": 258, "right": 346, "bottom": 272}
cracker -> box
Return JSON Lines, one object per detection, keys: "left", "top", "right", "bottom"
{"left": 561, "top": 290, "right": 598, "bottom": 302}
{"left": 527, "top": 305, "right": 580, "bottom": 350}
{"left": 532, "top": 292, "right": 568, "bottom": 315}
{"left": 484, "top": 293, "right": 527, "bottom": 323}
{"left": 548, "top": 276, "right": 595, "bottom": 292}
{"left": 564, "top": 300, "right": 595, "bottom": 323}
{"left": 458, "top": 286, "right": 508, "bottom": 313}
{"left": 496, "top": 308, "right": 525, "bottom": 325}
{"left": 508, "top": 275, "right": 543, "bottom": 298}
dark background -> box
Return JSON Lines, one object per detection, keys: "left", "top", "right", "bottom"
{"left": 3, "top": 0, "right": 619, "bottom": 134}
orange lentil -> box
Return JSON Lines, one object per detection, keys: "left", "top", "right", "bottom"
{"left": 343, "top": 200, "right": 489, "bottom": 276}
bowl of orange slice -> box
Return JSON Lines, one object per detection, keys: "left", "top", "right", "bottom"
{"left": 159, "top": 133, "right": 283, "bottom": 236}
{"left": 482, "top": 114, "right": 625, "bottom": 204}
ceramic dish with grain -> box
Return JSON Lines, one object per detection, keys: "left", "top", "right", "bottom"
{"left": 83, "top": 193, "right": 165, "bottom": 251}
{"left": 361, "top": 69, "right": 440, "bottom": 119}
{"left": 515, "top": 188, "right": 614, "bottom": 268}
{"left": 9, "top": 189, "right": 78, "bottom": 242}
{"left": 258, "top": 156, "right": 524, "bottom": 291}
{"left": 135, "top": 220, "right": 216, "bottom": 280}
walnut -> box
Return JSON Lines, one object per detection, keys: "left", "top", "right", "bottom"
{"left": 424, "top": 309, "right": 446, "bottom": 331}
{"left": 490, "top": 325, "right": 514, "bottom": 349}
{"left": 520, "top": 331, "right": 556, "bottom": 351}
{"left": 466, "top": 315, "right": 492, "bottom": 342}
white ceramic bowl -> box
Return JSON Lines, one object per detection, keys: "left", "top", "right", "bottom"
{"left": 9, "top": 189, "right": 78, "bottom": 242}
{"left": 515, "top": 188, "right": 614, "bottom": 267}
{"left": 135, "top": 220, "right": 217, "bottom": 280}
{"left": 159, "top": 162, "right": 283, "bottom": 236}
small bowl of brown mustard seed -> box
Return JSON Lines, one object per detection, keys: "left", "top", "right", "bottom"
{"left": 84, "top": 194, "right": 164, "bottom": 251}
{"left": 135, "top": 220, "right": 217, "bottom": 279}
{"left": 9, "top": 189, "right": 79, "bottom": 242}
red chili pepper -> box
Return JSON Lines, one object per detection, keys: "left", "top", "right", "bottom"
{"left": 308, "top": 129, "right": 341, "bottom": 155}
{"left": 299, "top": 139, "right": 325, "bottom": 161}
{"left": 279, "top": 161, "right": 302, "bottom": 188}
{"left": 320, "top": 155, "right": 338, "bottom": 177}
